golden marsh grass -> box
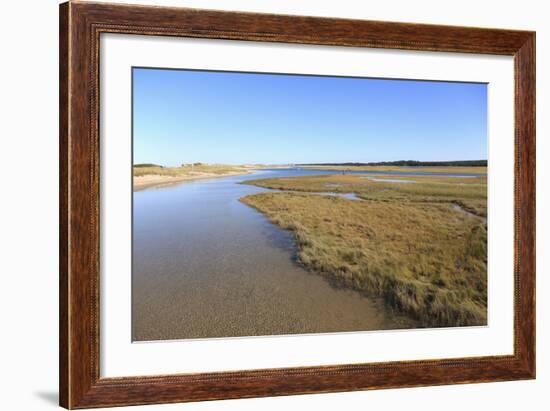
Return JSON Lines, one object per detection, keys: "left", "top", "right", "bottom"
{"left": 241, "top": 173, "right": 487, "bottom": 327}
{"left": 245, "top": 173, "right": 487, "bottom": 217}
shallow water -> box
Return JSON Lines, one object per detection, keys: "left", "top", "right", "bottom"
{"left": 132, "top": 168, "right": 481, "bottom": 341}
{"left": 367, "top": 177, "right": 417, "bottom": 183}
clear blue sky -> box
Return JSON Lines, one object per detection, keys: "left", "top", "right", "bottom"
{"left": 133, "top": 67, "right": 487, "bottom": 166}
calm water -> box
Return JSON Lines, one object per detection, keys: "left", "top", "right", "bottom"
{"left": 132, "top": 168, "right": 480, "bottom": 341}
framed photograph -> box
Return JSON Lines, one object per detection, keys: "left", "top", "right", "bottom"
{"left": 59, "top": 1, "right": 535, "bottom": 408}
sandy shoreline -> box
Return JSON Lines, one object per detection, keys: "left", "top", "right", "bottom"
{"left": 133, "top": 170, "right": 253, "bottom": 191}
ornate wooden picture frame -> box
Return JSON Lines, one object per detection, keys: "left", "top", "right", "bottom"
{"left": 59, "top": 1, "right": 535, "bottom": 408}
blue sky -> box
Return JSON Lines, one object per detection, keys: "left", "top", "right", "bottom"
{"left": 133, "top": 68, "right": 487, "bottom": 166}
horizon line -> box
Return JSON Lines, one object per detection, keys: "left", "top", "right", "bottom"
{"left": 134, "top": 159, "right": 489, "bottom": 167}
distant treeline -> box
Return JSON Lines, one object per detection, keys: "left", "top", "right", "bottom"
{"left": 299, "top": 160, "right": 488, "bottom": 167}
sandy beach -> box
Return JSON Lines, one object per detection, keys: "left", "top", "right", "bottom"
{"left": 133, "top": 170, "right": 252, "bottom": 191}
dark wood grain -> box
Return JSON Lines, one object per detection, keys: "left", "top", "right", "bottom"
{"left": 514, "top": 34, "right": 536, "bottom": 375}
{"left": 59, "top": 1, "right": 536, "bottom": 409}
{"left": 59, "top": 2, "right": 69, "bottom": 407}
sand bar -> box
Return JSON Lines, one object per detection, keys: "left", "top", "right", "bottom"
{"left": 133, "top": 170, "right": 252, "bottom": 191}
